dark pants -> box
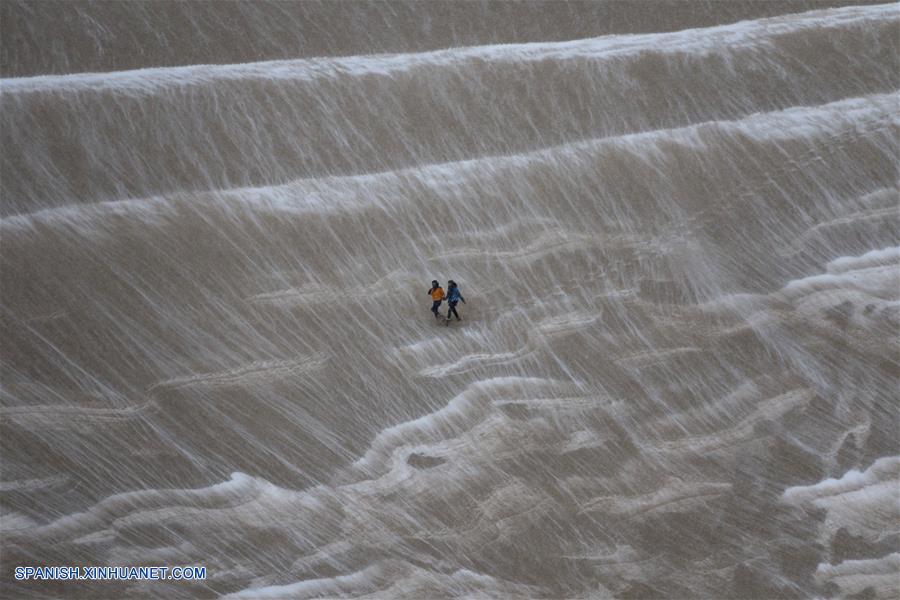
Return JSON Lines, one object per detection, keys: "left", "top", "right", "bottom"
{"left": 447, "top": 301, "right": 460, "bottom": 320}
{"left": 431, "top": 300, "right": 442, "bottom": 318}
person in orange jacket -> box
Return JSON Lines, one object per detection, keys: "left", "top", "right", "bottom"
{"left": 428, "top": 280, "right": 445, "bottom": 319}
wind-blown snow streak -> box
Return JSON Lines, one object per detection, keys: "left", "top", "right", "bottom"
{"left": 5, "top": 3, "right": 897, "bottom": 95}
{"left": 1, "top": 3, "right": 897, "bottom": 214}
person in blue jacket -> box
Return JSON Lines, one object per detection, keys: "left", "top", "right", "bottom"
{"left": 445, "top": 280, "right": 466, "bottom": 325}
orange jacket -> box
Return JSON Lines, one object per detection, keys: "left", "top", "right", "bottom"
{"left": 430, "top": 287, "right": 445, "bottom": 301}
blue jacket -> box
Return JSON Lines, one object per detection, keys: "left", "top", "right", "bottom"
{"left": 446, "top": 287, "right": 465, "bottom": 303}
